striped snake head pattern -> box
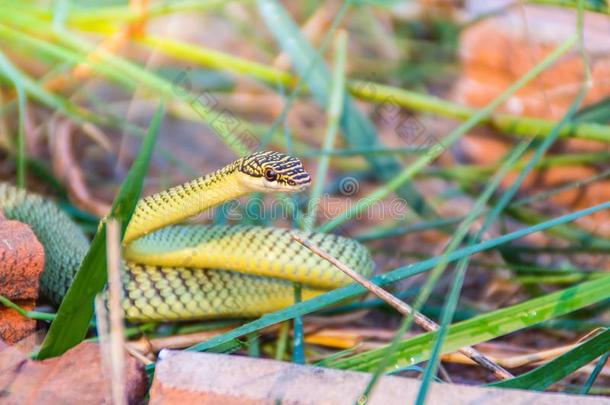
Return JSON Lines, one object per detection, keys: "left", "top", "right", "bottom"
{"left": 237, "top": 151, "right": 311, "bottom": 192}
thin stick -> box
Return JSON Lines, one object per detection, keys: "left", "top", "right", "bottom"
{"left": 124, "top": 344, "right": 153, "bottom": 366}
{"left": 94, "top": 295, "right": 113, "bottom": 401}
{"left": 292, "top": 234, "right": 514, "bottom": 380}
{"left": 106, "top": 220, "right": 127, "bottom": 405}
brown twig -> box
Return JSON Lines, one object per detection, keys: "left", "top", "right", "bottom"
{"left": 80, "top": 122, "right": 113, "bottom": 152}
{"left": 126, "top": 328, "right": 234, "bottom": 356}
{"left": 291, "top": 234, "right": 514, "bottom": 380}
{"left": 106, "top": 219, "right": 127, "bottom": 405}
{"left": 124, "top": 344, "right": 154, "bottom": 366}
{"left": 51, "top": 119, "right": 111, "bottom": 216}
{"left": 305, "top": 309, "right": 370, "bottom": 327}
{"left": 125, "top": 323, "right": 292, "bottom": 357}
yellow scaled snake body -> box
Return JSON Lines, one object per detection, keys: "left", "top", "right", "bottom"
{"left": 0, "top": 151, "right": 374, "bottom": 321}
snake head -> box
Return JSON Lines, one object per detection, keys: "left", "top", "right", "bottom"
{"left": 238, "top": 151, "right": 311, "bottom": 192}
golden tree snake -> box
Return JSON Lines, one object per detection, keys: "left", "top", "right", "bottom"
{"left": 0, "top": 151, "right": 374, "bottom": 321}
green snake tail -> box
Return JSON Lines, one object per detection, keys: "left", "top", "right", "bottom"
{"left": 0, "top": 183, "right": 88, "bottom": 304}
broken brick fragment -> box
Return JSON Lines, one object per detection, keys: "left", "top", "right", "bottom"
{"left": 0, "top": 341, "right": 147, "bottom": 404}
{"left": 0, "top": 213, "right": 45, "bottom": 343}
{"left": 0, "top": 214, "right": 45, "bottom": 300}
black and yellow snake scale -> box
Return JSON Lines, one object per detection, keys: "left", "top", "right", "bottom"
{"left": 0, "top": 151, "right": 374, "bottom": 321}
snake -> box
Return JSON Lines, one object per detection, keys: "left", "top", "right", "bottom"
{"left": 0, "top": 151, "right": 374, "bottom": 322}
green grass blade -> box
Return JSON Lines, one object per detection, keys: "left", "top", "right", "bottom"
{"left": 0, "top": 295, "right": 56, "bottom": 322}
{"left": 512, "top": 167, "right": 610, "bottom": 209}
{"left": 0, "top": 50, "right": 28, "bottom": 187}
{"left": 580, "top": 350, "right": 610, "bottom": 394}
{"left": 0, "top": 0, "right": 238, "bottom": 24}
{"left": 294, "top": 29, "right": 348, "bottom": 364}
{"left": 303, "top": 30, "right": 346, "bottom": 230}
{"left": 355, "top": 217, "right": 461, "bottom": 242}
{"left": 489, "top": 329, "right": 610, "bottom": 391}
{"left": 529, "top": 0, "right": 609, "bottom": 15}
{"left": 143, "top": 35, "right": 294, "bottom": 88}
{"left": 506, "top": 205, "right": 610, "bottom": 249}
{"left": 15, "top": 86, "right": 26, "bottom": 187}
{"left": 274, "top": 321, "right": 290, "bottom": 361}
{"left": 327, "top": 275, "right": 610, "bottom": 371}
{"left": 299, "top": 145, "right": 430, "bottom": 157}
{"left": 36, "top": 103, "right": 165, "bottom": 359}
{"left": 349, "top": 80, "right": 610, "bottom": 143}
{"left": 291, "top": 283, "right": 305, "bottom": 363}
{"left": 575, "top": 97, "right": 610, "bottom": 123}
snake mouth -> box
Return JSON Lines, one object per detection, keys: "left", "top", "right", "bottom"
{"left": 262, "top": 181, "right": 309, "bottom": 193}
{"left": 293, "top": 183, "right": 310, "bottom": 192}
{"left": 288, "top": 177, "right": 311, "bottom": 192}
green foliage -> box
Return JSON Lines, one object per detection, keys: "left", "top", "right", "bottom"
{"left": 327, "top": 275, "right": 610, "bottom": 371}
{"left": 489, "top": 329, "right": 610, "bottom": 391}
{"left": 36, "top": 103, "right": 164, "bottom": 359}
{"left": 183, "top": 201, "right": 610, "bottom": 355}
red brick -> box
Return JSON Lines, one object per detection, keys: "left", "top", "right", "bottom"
{"left": 0, "top": 215, "right": 45, "bottom": 343}
{"left": 149, "top": 350, "right": 608, "bottom": 404}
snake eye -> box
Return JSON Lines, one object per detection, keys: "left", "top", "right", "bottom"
{"left": 264, "top": 168, "right": 277, "bottom": 181}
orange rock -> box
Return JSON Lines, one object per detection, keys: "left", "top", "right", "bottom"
{"left": 0, "top": 216, "right": 45, "bottom": 300}
{"left": 455, "top": 5, "right": 610, "bottom": 236}
{"left": 457, "top": 5, "right": 610, "bottom": 120}
{"left": 0, "top": 341, "right": 147, "bottom": 404}
{"left": 457, "top": 131, "right": 514, "bottom": 166}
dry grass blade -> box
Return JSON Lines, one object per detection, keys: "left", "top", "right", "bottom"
{"left": 127, "top": 328, "right": 234, "bottom": 356}
{"left": 291, "top": 234, "right": 514, "bottom": 380}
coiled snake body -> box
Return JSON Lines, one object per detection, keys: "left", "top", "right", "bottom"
{"left": 0, "top": 151, "right": 374, "bottom": 321}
